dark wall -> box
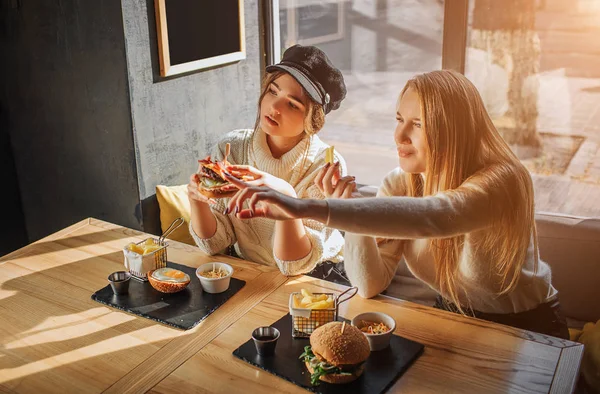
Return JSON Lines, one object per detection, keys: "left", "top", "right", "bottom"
{"left": 0, "top": 0, "right": 263, "bottom": 246}
{"left": 2, "top": 1, "right": 140, "bottom": 241}
{"left": 0, "top": 104, "right": 28, "bottom": 255}
{"left": 1, "top": 5, "right": 28, "bottom": 255}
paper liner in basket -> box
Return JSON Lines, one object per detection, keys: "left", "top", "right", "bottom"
{"left": 123, "top": 239, "right": 167, "bottom": 279}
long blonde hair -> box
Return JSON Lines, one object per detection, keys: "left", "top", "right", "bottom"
{"left": 401, "top": 70, "right": 537, "bottom": 313}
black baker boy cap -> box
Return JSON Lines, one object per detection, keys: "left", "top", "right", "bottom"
{"left": 266, "top": 45, "right": 347, "bottom": 114}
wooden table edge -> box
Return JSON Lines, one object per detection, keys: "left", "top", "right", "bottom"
{"left": 0, "top": 218, "right": 92, "bottom": 262}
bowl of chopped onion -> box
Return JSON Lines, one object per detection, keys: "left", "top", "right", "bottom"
{"left": 351, "top": 312, "right": 396, "bottom": 351}
{"left": 195, "top": 262, "right": 233, "bottom": 294}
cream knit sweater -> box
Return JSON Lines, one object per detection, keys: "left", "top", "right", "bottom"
{"left": 190, "top": 129, "right": 345, "bottom": 275}
{"left": 333, "top": 167, "right": 558, "bottom": 314}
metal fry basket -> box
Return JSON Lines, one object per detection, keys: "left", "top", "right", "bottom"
{"left": 289, "top": 287, "right": 358, "bottom": 338}
{"left": 122, "top": 217, "right": 184, "bottom": 281}
{"left": 123, "top": 238, "right": 168, "bottom": 281}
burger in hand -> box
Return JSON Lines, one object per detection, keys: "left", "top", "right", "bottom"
{"left": 195, "top": 155, "right": 239, "bottom": 199}
{"left": 299, "top": 321, "right": 370, "bottom": 385}
{"left": 195, "top": 143, "right": 249, "bottom": 199}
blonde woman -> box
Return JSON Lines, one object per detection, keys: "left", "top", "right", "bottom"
{"left": 222, "top": 70, "right": 569, "bottom": 338}
{"left": 187, "top": 45, "right": 349, "bottom": 276}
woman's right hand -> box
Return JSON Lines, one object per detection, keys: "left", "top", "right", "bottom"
{"left": 314, "top": 162, "right": 358, "bottom": 199}
{"left": 229, "top": 186, "right": 308, "bottom": 221}
{"left": 187, "top": 173, "right": 216, "bottom": 205}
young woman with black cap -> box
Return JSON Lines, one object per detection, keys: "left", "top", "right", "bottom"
{"left": 187, "top": 45, "right": 351, "bottom": 276}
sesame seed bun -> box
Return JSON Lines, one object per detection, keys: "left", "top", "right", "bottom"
{"left": 310, "top": 322, "right": 370, "bottom": 367}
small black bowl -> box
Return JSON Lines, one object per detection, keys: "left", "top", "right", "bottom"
{"left": 251, "top": 326, "right": 280, "bottom": 357}
{"left": 108, "top": 271, "right": 131, "bottom": 295}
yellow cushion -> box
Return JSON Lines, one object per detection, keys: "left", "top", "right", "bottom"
{"left": 569, "top": 327, "right": 582, "bottom": 342}
{"left": 155, "top": 184, "right": 194, "bottom": 245}
{"left": 579, "top": 320, "right": 600, "bottom": 392}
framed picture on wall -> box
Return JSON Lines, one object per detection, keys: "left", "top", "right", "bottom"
{"left": 280, "top": 0, "right": 345, "bottom": 48}
{"left": 155, "top": 0, "right": 246, "bottom": 77}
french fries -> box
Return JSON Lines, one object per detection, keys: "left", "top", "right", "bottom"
{"left": 325, "top": 146, "right": 335, "bottom": 165}
{"left": 293, "top": 288, "right": 334, "bottom": 309}
{"left": 125, "top": 239, "right": 162, "bottom": 255}
{"left": 290, "top": 288, "right": 337, "bottom": 335}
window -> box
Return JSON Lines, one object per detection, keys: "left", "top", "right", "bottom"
{"left": 268, "top": 0, "right": 600, "bottom": 218}
{"left": 464, "top": 0, "right": 600, "bottom": 217}
{"left": 273, "top": 0, "right": 445, "bottom": 186}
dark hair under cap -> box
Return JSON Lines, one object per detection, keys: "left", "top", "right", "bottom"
{"left": 265, "top": 45, "right": 346, "bottom": 114}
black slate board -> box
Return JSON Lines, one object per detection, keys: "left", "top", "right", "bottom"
{"left": 91, "top": 262, "right": 245, "bottom": 330}
{"left": 233, "top": 314, "right": 423, "bottom": 393}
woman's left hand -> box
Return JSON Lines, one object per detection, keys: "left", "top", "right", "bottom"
{"left": 314, "top": 162, "right": 358, "bottom": 199}
{"left": 226, "top": 164, "right": 297, "bottom": 198}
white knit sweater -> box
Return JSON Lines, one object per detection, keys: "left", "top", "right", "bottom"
{"left": 335, "top": 167, "right": 558, "bottom": 314}
{"left": 190, "top": 129, "right": 345, "bottom": 275}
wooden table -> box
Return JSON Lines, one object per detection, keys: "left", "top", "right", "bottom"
{"left": 151, "top": 277, "right": 584, "bottom": 394}
{"left": 0, "top": 219, "right": 286, "bottom": 393}
{"left": 1, "top": 219, "right": 584, "bottom": 393}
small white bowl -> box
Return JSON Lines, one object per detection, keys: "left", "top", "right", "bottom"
{"left": 195, "top": 262, "right": 233, "bottom": 294}
{"left": 352, "top": 312, "right": 396, "bottom": 351}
